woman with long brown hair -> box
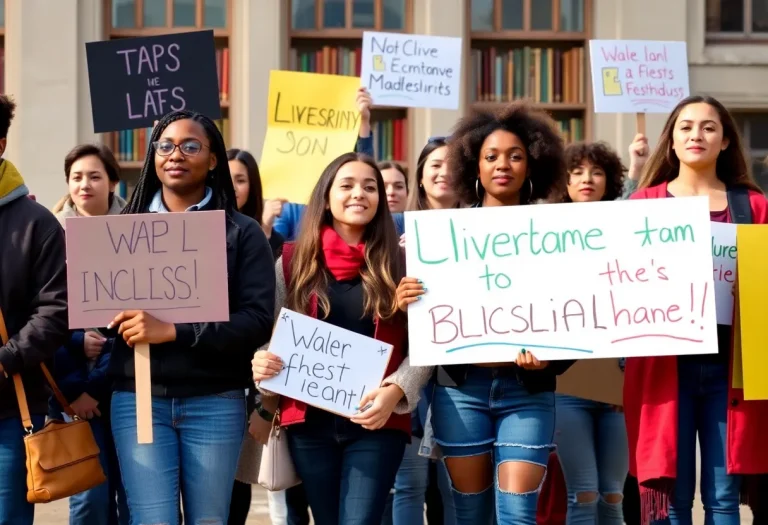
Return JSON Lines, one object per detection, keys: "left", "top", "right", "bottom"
{"left": 396, "top": 102, "right": 572, "bottom": 525}
{"left": 407, "top": 136, "right": 461, "bottom": 211}
{"left": 625, "top": 95, "right": 768, "bottom": 524}
{"left": 252, "top": 152, "right": 430, "bottom": 525}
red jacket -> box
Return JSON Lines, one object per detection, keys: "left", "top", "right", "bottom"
{"left": 625, "top": 182, "right": 768, "bottom": 523}
{"left": 277, "top": 243, "right": 411, "bottom": 436}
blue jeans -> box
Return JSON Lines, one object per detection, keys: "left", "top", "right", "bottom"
{"left": 0, "top": 415, "right": 45, "bottom": 525}
{"left": 653, "top": 361, "right": 741, "bottom": 525}
{"left": 69, "top": 417, "right": 129, "bottom": 525}
{"left": 431, "top": 367, "right": 555, "bottom": 525}
{"left": 287, "top": 409, "right": 407, "bottom": 525}
{"left": 554, "top": 394, "right": 628, "bottom": 524}
{"left": 111, "top": 390, "right": 246, "bottom": 525}
{"left": 390, "top": 439, "right": 455, "bottom": 525}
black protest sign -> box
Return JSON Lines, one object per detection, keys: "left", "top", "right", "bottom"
{"left": 86, "top": 30, "right": 221, "bottom": 133}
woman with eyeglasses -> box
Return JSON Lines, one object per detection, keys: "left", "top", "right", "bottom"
{"left": 104, "top": 110, "right": 276, "bottom": 525}
{"left": 395, "top": 103, "right": 572, "bottom": 524}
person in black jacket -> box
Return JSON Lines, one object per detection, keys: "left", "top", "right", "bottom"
{"left": 394, "top": 102, "right": 573, "bottom": 525}
{"left": 105, "top": 110, "right": 276, "bottom": 525}
{"left": 0, "top": 94, "right": 69, "bottom": 525}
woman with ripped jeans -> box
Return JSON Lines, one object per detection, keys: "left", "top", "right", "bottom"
{"left": 397, "top": 103, "right": 574, "bottom": 524}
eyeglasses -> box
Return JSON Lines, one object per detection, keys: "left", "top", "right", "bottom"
{"left": 153, "top": 140, "right": 209, "bottom": 157}
{"left": 427, "top": 135, "right": 447, "bottom": 144}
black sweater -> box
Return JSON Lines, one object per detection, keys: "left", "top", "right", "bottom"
{"left": 107, "top": 208, "right": 276, "bottom": 397}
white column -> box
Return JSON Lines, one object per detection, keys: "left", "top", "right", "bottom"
{"left": 410, "top": 0, "right": 468, "bottom": 168}
{"left": 4, "top": 0, "right": 95, "bottom": 208}
{"left": 230, "top": 0, "right": 287, "bottom": 157}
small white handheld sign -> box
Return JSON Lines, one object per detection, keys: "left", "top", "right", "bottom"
{"left": 259, "top": 308, "right": 394, "bottom": 417}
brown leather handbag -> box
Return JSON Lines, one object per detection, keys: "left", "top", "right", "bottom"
{"left": 0, "top": 309, "right": 106, "bottom": 503}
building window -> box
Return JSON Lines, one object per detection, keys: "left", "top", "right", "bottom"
{"left": 706, "top": 0, "right": 768, "bottom": 41}
{"left": 735, "top": 112, "right": 768, "bottom": 190}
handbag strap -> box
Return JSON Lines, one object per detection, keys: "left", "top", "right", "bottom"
{"left": 0, "top": 307, "right": 77, "bottom": 431}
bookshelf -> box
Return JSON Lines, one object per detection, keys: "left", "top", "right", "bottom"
{"left": 288, "top": 0, "right": 413, "bottom": 168}
{"left": 468, "top": 0, "right": 593, "bottom": 143}
{"left": 103, "top": 0, "right": 232, "bottom": 196}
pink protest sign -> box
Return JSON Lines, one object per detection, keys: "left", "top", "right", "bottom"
{"left": 65, "top": 210, "right": 229, "bottom": 329}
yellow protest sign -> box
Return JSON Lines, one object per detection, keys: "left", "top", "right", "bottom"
{"left": 736, "top": 224, "right": 768, "bottom": 400}
{"left": 260, "top": 70, "right": 362, "bottom": 204}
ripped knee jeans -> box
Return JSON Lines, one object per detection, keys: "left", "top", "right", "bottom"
{"left": 431, "top": 367, "right": 555, "bottom": 525}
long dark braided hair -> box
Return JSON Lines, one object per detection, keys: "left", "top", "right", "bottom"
{"left": 122, "top": 110, "right": 237, "bottom": 215}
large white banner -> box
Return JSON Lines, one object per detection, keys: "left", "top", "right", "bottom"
{"left": 404, "top": 198, "right": 718, "bottom": 366}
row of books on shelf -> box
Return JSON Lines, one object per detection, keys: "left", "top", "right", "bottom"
{"left": 216, "top": 47, "right": 230, "bottom": 102}
{"left": 373, "top": 118, "right": 408, "bottom": 165}
{"left": 107, "top": 118, "right": 231, "bottom": 164}
{"left": 289, "top": 46, "right": 362, "bottom": 77}
{"left": 470, "top": 46, "right": 586, "bottom": 105}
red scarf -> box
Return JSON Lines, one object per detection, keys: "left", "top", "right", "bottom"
{"left": 321, "top": 225, "right": 365, "bottom": 281}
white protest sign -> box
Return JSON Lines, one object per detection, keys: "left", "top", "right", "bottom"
{"left": 588, "top": 40, "right": 689, "bottom": 113}
{"left": 404, "top": 198, "right": 718, "bottom": 366}
{"left": 711, "top": 222, "right": 737, "bottom": 325}
{"left": 361, "top": 31, "right": 462, "bottom": 110}
{"left": 259, "top": 308, "right": 393, "bottom": 417}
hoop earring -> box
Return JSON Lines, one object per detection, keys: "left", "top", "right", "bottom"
{"left": 527, "top": 178, "right": 534, "bottom": 203}
{"left": 475, "top": 178, "right": 481, "bottom": 200}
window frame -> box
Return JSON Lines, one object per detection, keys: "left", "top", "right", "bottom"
{"left": 706, "top": 0, "right": 768, "bottom": 42}
{"left": 288, "top": 0, "right": 413, "bottom": 37}
{"left": 470, "top": 0, "right": 590, "bottom": 40}
{"left": 105, "top": 0, "right": 231, "bottom": 37}
{"left": 735, "top": 111, "right": 768, "bottom": 188}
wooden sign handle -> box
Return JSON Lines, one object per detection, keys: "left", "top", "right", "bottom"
{"left": 636, "top": 112, "right": 646, "bottom": 136}
{"left": 135, "top": 342, "right": 153, "bottom": 444}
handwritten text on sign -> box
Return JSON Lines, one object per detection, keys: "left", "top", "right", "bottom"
{"left": 360, "top": 31, "right": 462, "bottom": 110}
{"left": 259, "top": 309, "right": 393, "bottom": 417}
{"left": 588, "top": 40, "right": 689, "bottom": 113}
{"left": 85, "top": 30, "right": 221, "bottom": 133}
{"left": 404, "top": 198, "right": 718, "bottom": 366}
{"left": 259, "top": 70, "right": 361, "bottom": 204}
{"left": 65, "top": 211, "right": 229, "bottom": 329}
{"left": 711, "top": 222, "right": 737, "bottom": 325}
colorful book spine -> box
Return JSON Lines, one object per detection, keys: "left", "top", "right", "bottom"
{"left": 470, "top": 45, "right": 586, "bottom": 104}
{"left": 373, "top": 118, "right": 407, "bottom": 163}
{"left": 289, "top": 46, "right": 363, "bottom": 76}
{"left": 216, "top": 46, "right": 230, "bottom": 102}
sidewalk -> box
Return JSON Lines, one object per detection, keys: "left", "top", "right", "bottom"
{"left": 30, "top": 484, "right": 753, "bottom": 524}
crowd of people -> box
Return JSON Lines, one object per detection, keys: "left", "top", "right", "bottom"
{"left": 0, "top": 85, "right": 766, "bottom": 525}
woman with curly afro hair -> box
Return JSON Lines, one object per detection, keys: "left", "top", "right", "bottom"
{"left": 394, "top": 102, "right": 573, "bottom": 525}
{"left": 450, "top": 102, "right": 567, "bottom": 206}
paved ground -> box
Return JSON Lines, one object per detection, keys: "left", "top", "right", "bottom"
{"left": 31, "top": 484, "right": 753, "bottom": 524}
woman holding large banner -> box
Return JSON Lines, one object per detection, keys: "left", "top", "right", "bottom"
{"left": 396, "top": 102, "right": 574, "bottom": 525}
{"left": 105, "top": 110, "right": 277, "bottom": 525}
{"left": 625, "top": 95, "right": 768, "bottom": 525}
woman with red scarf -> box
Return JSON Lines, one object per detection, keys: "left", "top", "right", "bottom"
{"left": 252, "top": 152, "right": 431, "bottom": 525}
{"left": 625, "top": 95, "right": 768, "bottom": 524}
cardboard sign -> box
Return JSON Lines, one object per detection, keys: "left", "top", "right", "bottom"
{"left": 736, "top": 225, "right": 768, "bottom": 400}
{"left": 65, "top": 211, "right": 229, "bottom": 329}
{"left": 556, "top": 359, "right": 624, "bottom": 406}
{"left": 360, "top": 31, "right": 462, "bottom": 110}
{"left": 86, "top": 30, "right": 221, "bottom": 133}
{"left": 259, "top": 308, "right": 393, "bottom": 417}
{"left": 404, "top": 198, "right": 718, "bottom": 366}
{"left": 711, "top": 222, "right": 737, "bottom": 325}
{"left": 260, "top": 70, "right": 362, "bottom": 204}
{"left": 588, "top": 40, "right": 689, "bottom": 113}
